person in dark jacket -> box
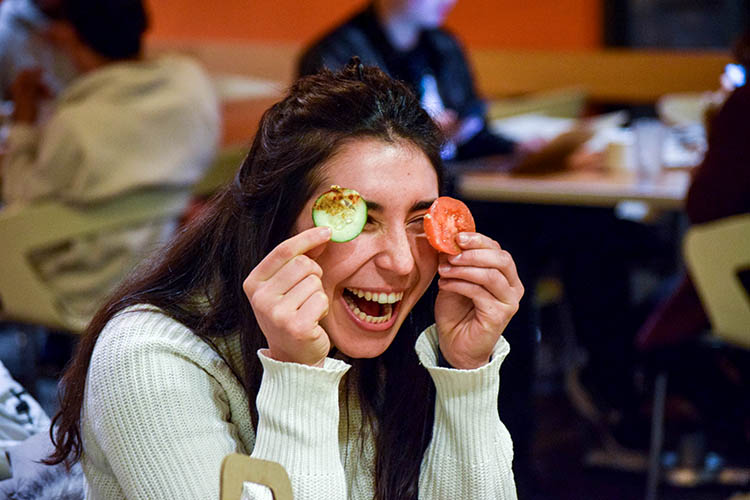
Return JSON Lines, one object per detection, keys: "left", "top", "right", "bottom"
{"left": 298, "top": 0, "right": 516, "bottom": 161}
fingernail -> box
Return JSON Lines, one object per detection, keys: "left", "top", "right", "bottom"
{"left": 438, "top": 264, "right": 450, "bottom": 273}
{"left": 320, "top": 226, "right": 332, "bottom": 237}
{"left": 458, "top": 233, "right": 469, "bottom": 244}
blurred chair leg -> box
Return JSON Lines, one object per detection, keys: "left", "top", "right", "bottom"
{"left": 646, "top": 371, "right": 668, "bottom": 500}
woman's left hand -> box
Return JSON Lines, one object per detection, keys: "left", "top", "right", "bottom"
{"left": 434, "top": 232, "right": 524, "bottom": 369}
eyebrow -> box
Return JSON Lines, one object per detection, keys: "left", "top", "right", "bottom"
{"left": 364, "top": 199, "right": 436, "bottom": 213}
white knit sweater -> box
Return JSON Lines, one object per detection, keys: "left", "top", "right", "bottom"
{"left": 81, "top": 306, "right": 517, "bottom": 499}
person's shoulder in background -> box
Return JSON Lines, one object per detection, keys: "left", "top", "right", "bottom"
{"left": 686, "top": 84, "right": 750, "bottom": 224}
{"left": 421, "top": 25, "right": 465, "bottom": 58}
{"left": 297, "top": 6, "right": 383, "bottom": 77}
{"left": 715, "top": 82, "right": 750, "bottom": 127}
{"left": 154, "top": 53, "right": 219, "bottom": 105}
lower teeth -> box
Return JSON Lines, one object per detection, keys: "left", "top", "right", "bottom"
{"left": 344, "top": 296, "right": 393, "bottom": 323}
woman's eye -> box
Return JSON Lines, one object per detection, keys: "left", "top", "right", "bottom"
{"left": 407, "top": 215, "right": 426, "bottom": 234}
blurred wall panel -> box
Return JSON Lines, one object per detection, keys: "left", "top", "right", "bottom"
{"left": 604, "top": 0, "right": 747, "bottom": 49}
{"left": 145, "top": 0, "right": 602, "bottom": 50}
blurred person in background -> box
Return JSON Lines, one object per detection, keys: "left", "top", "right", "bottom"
{"left": 634, "top": 27, "right": 750, "bottom": 468}
{"left": 0, "top": 0, "right": 77, "bottom": 102}
{"left": 637, "top": 25, "right": 750, "bottom": 351}
{"left": 0, "top": 360, "right": 50, "bottom": 481}
{"left": 297, "top": 0, "right": 532, "bottom": 162}
{"left": 1, "top": 0, "right": 219, "bottom": 330}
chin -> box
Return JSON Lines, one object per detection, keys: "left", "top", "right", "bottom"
{"left": 336, "top": 341, "right": 392, "bottom": 359}
{"left": 325, "top": 302, "right": 410, "bottom": 359}
{"left": 331, "top": 328, "right": 398, "bottom": 359}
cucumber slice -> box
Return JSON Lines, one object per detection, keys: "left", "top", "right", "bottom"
{"left": 312, "top": 185, "right": 367, "bottom": 242}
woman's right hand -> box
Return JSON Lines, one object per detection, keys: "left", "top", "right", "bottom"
{"left": 243, "top": 227, "right": 332, "bottom": 367}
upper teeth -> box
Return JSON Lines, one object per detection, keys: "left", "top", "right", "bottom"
{"left": 347, "top": 288, "right": 403, "bottom": 304}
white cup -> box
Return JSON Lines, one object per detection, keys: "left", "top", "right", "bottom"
{"left": 633, "top": 118, "right": 666, "bottom": 181}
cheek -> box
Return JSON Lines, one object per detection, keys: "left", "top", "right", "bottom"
{"left": 413, "top": 236, "right": 439, "bottom": 279}
{"left": 315, "top": 240, "right": 367, "bottom": 292}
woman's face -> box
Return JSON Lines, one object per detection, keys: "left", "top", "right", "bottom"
{"left": 400, "top": 0, "right": 457, "bottom": 29}
{"left": 293, "top": 138, "right": 440, "bottom": 359}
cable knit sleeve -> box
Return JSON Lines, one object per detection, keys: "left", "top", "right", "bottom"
{"left": 415, "top": 324, "right": 517, "bottom": 499}
{"left": 243, "top": 350, "right": 350, "bottom": 500}
{"left": 82, "top": 309, "right": 253, "bottom": 500}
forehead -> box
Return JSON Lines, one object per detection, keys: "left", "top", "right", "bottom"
{"left": 318, "top": 138, "right": 439, "bottom": 207}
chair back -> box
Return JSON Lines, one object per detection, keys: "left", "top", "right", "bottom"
{"left": 192, "top": 145, "right": 247, "bottom": 198}
{"left": 220, "top": 454, "right": 293, "bottom": 500}
{"left": 0, "top": 188, "right": 189, "bottom": 332}
{"left": 683, "top": 213, "right": 750, "bottom": 349}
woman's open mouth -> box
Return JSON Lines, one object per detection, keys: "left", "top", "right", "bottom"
{"left": 342, "top": 287, "right": 404, "bottom": 329}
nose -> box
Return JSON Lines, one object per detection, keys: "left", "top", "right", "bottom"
{"left": 374, "top": 226, "right": 416, "bottom": 276}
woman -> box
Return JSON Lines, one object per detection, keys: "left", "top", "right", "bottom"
{"left": 47, "top": 62, "right": 523, "bottom": 500}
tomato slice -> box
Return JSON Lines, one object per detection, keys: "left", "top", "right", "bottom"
{"left": 424, "top": 196, "right": 476, "bottom": 255}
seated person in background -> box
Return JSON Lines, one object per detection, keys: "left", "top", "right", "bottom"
{"left": 634, "top": 31, "right": 750, "bottom": 460}
{"left": 298, "top": 0, "right": 524, "bottom": 161}
{"left": 0, "top": 0, "right": 77, "bottom": 101}
{"left": 0, "top": 359, "right": 84, "bottom": 498}
{"left": 1, "top": 0, "right": 220, "bottom": 326}
{"left": 47, "top": 62, "right": 523, "bottom": 500}
{"left": 0, "top": 361, "right": 50, "bottom": 481}
{"left": 636, "top": 31, "right": 750, "bottom": 352}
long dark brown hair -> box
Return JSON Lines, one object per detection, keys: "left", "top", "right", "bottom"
{"left": 47, "top": 61, "right": 445, "bottom": 499}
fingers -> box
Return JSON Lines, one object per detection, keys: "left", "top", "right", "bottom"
{"left": 437, "top": 277, "right": 519, "bottom": 319}
{"left": 447, "top": 232, "right": 523, "bottom": 289}
{"left": 297, "top": 289, "right": 329, "bottom": 322}
{"left": 255, "top": 271, "right": 323, "bottom": 312}
{"left": 262, "top": 254, "right": 324, "bottom": 296}
{"left": 265, "top": 285, "right": 328, "bottom": 340}
{"left": 244, "top": 243, "right": 328, "bottom": 323}
{"left": 242, "top": 226, "right": 333, "bottom": 365}
{"left": 250, "top": 226, "right": 331, "bottom": 283}
{"left": 437, "top": 231, "right": 524, "bottom": 314}
{"left": 438, "top": 259, "right": 518, "bottom": 305}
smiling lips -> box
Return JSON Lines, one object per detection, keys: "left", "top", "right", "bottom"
{"left": 343, "top": 287, "right": 404, "bottom": 324}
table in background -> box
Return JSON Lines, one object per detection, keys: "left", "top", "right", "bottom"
{"left": 458, "top": 164, "right": 691, "bottom": 211}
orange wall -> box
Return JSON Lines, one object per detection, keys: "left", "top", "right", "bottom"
{"left": 146, "top": 0, "right": 602, "bottom": 50}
